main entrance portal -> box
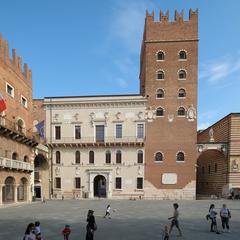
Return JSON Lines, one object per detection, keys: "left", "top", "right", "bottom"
{"left": 94, "top": 175, "right": 106, "bottom": 197}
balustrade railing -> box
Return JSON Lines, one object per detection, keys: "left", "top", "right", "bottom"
{"left": 0, "top": 157, "right": 34, "bottom": 171}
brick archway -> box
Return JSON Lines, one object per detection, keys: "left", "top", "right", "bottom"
{"left": 196, "top": 149, "right": 227, "bottom": 196}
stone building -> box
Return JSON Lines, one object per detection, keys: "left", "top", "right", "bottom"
{"left": 197, "top": 113, "right": 240, "bottom": 197}
{"left": 39, "top": 9, "right": 199, "bottom": 200}
{"left": 0, "top": 33, "right": 38, "bottom": 206}
{"left": 44, "top": 95, "right": 146, "bottom": 199}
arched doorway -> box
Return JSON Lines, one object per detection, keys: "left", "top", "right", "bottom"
{"left": 196, "top": 149, "right": 227, "bottom": 196}
{"left": 94, "top": 175, "right": 106, "bottom": 197}
{"left": 2, "top": 177, "right": 15, "bottom": 203}
{"left": 34, "top": 154, "right": 49, "bottom": 199}
{"left": 18, "top": 178, "right": 28, "bottom": 201}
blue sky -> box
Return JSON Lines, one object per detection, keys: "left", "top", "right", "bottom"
{"left": 0, "top": 0, "right": 240, "bottom": 129}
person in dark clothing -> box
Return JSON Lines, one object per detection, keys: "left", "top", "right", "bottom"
{"left": 86, "top": 210, "right": 97, "bottom": 240}
{"left": 23, "top": 223, "right": 35, "bottom": 240}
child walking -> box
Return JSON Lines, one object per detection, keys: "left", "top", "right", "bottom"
{"left": 168, "top": 203, "right": 182, "bottom": 237}
{"left": 163, "top": 225, "right": 169, "bottom": 240}
{"left": 220, "top": 204, "right": 231, "bottom": 232}
{"left": 104, "top": 204, "right": 111, "bottom": 219}
{"left": 62, "top": 224, "right": 71, "bottom": 240}
{"left": 34, "top": 221, "right": 41, "bottom": 235}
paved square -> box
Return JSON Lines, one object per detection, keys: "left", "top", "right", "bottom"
{"left": 0, "top": 199, "right": 239, "bottom": 240}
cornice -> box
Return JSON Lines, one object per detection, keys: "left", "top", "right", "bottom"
{"left": 44, "top": 101, "right": 146, "bottom": 110}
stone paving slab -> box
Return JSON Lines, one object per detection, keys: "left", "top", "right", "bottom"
{"left": 0, "top": 199, "right": 239, "bottom": 240}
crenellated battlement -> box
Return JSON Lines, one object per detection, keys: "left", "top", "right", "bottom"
{"left": 146, "top": 8, "right": 198, "bottom": 23}
{"left": 0, "top": 33, "right": 32, "bottom": 82}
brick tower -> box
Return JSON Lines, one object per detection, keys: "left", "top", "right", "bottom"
{"left": 140, "top": 9, "right": 198, "bottom": 199}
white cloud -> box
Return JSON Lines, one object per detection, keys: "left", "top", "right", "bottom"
{"left": 116, "top": 77, "right": 128, "bottom": 88}
{"left": 198, "top": 110, "right": 219, "bottom": 121}
{"left": 200, "top": 55, "right": 240, "bottom": 83}
{"left": 198, "top": 122, "right": 210, "bottom": 130}
{"left": 109, "top": 0, "right": 156, "bottom": 54}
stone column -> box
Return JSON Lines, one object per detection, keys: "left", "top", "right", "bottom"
{"left": 106, "top": 173, "right": 112, "bottom": 198}
{"left": 14, "top": 184, "right": 18, "bottom": 203}
{"left": 27, "top": 184, "right": 32, "bottom": 203}
{"left": 0, "top": 184, "right": 3, "bottom": 205}
{"left": 89, "top": 174, "right": 94, "bottom": 199}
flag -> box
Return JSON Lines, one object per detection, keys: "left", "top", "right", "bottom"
{"left": 0, "top": 92, "right": 6, "bottom": 113}
{"left": 35, "top": 120, "right": 45, "bottom": 139}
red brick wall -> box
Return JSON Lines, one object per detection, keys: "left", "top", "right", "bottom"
{"left": 141, "top": 10, "right": 198, "bottom": 189}
{"left": 0, "top": 34, "right": 33, "bottom": 136}
{"left": 197, "top": 150, "right": 227, "bottom": 195}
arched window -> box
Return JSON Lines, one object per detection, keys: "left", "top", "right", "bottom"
{"left": 12, "top": 152, "right": 18, "bottom": 160}
{"left": 156, "top": 89, "right": 164, "bottom": 98}
{"left": 178, "top": 70, "right": 187, "bottom": 79}
{"left": 89, "top": 151, "right": 94, "bottom": 164}
{"left": 179, "top": 50, "right": 187, "bottom": 60}
{"left": 155, "top": 152, "right": 163, "bottom": 162}
{"left": 23, "top": 155, "right": 29, "bottom": 162}
{"left": 157, "top": 51, "right": 165, "bottom": 61}
{"left": 176, "top": 152, "right": 185, "bottom": 161}
{"left": 178, "top": 88, "right": 186, "bottom": 98}
{"left": 177, "top": 107, "right": 186, "bottom": 116}
{"left": 156, "top": 70, "right": 165, "bottom": 80}
{"left": 116, "top": 150, "right": 122, "bottom": 164}
{"left": 75, "top": 151, "right": 80, "bottom": 164}
{"left": 156, "top": 107, "right": 164, "bottom": 117}
{"left": 105, "top": 150, "right": 111, "bottom": 164}
{"left": 56, "top": 151, "right": 61, "bottom": 164}
{"left": 137, "top": 150, "right": 143, "bottom": 164}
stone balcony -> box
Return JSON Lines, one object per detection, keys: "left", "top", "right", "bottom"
{"left": 0, "top": 116, "right": 38, "bottom": 147}
{"left": 0, "top": 157, "right": 34, "bottom": 172}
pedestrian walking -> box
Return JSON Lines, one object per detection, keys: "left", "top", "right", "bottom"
{"left": 220, "top": 204, "right": 231, "bottom": 233}
{"left": 104, "top": 204, "right": 111, "bottom": 219}
{"left": 86, "top": 210, "right": 97, "bottom": 240}
{"left": 168, "top": 203, "right": 182, "bottom": 237}
{"left": 62, "top": 224, "right": 71, "bottom": 240}
{"left": 23, "top": 223, "right": 36, "bottom": 240}
{"left": 208, "top": 204, "right": 220, "bottom": 234}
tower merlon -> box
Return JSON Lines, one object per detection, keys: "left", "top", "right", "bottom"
{"left": 0, "top": 33, "right": 32, "bottom": 81}
{"left": 189, "top": 8, "right": 198, "bottom": 20}
{"left": 160, "top": 10, "right": 169, "bottom": 22}
{"left": 175, "top": 10, "right": 184, "bottom": 22}
{"left": 145, "top": 10, "right": 154, "bottom": 22}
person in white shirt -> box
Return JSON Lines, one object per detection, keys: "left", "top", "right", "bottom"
{"left": 220, "top": 204, "right": 231, "bottom": 232}
{"left": 209, "top": 204, "right": 219, "bottom": 233}
{"left": 168, "top": 203, "right": 182, "bottom": 237}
